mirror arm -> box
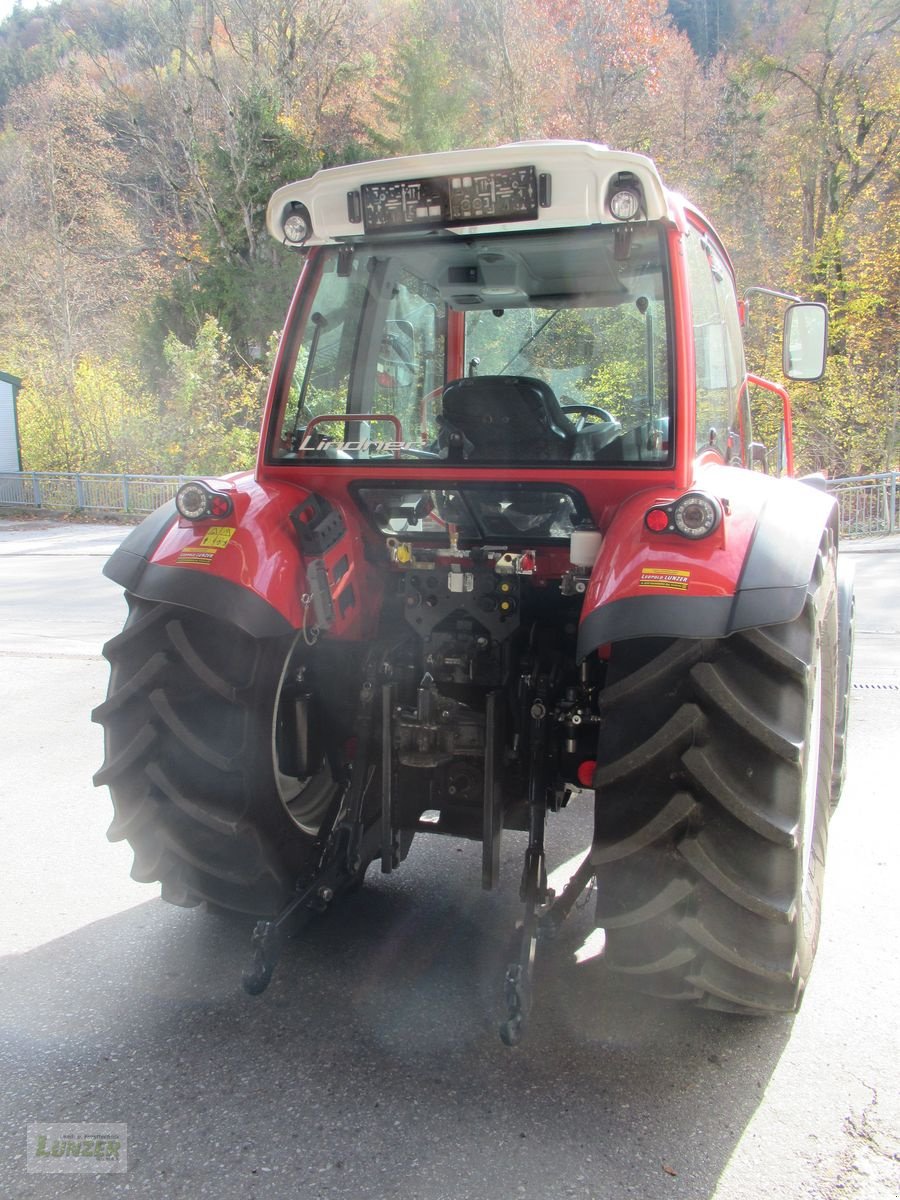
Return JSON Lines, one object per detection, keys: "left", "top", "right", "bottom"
{"left": 742, "top": 286, "right": 803, "bottom": 327}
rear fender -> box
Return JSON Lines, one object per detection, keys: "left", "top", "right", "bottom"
{"left": 103, "top": 474, "right": 381, "bottom": 641}
{"left": 577, "top": 465, "right": 838, "bottom": 659}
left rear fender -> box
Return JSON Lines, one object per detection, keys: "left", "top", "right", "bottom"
{"left": 103, "top": 475, "right": 381, "bottom": 641}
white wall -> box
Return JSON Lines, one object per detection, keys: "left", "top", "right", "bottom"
{"left": 0, "top": 374, "right": 22, "bottom": 471}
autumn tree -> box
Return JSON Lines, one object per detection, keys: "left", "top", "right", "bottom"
{"left": 0, "top": 2, "right": 69, "bottom": 112}
{"left": 0, "top": 62, "right": 162, "bottom": 470}
{"left": 449, "top": 0, "right": 569, "bottom": 141}
{"left": 82, "top": 0, "right": 382, "bottom": 362}
{"left": 0, "top": 0, "right": 895, "bottom": 477}
{"left": 1, "top": 65, "right": 157, "bottom": 365}
{"left": 740, "top": 0, "right": 900, "bottom": 473}
{"left": 154, "top": 316, "right": 266, "bottom": 474}
{"left": 555, "top": 0, "right": 683, "bottom": 144}
{"left": 750, "top": 0, "right": 898, "bottom": 296}
{"left": 375, "top": 0, "right": 476, "bottom": 154}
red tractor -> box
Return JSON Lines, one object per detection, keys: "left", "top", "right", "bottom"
{"left": 94, "top": 142, "right": 853, "bottom": 1042}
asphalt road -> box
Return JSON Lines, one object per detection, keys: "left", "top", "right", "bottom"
{"left": 1, "top": 519, "right": 898, "bottom": 1200}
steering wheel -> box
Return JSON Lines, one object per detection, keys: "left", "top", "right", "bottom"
{"left": 561, "top": 402, "right": 616, "bottom": 432}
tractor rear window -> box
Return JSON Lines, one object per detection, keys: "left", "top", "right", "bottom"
{"left": 355, "top": 485, "right": 587, "bottom": 541}
{"left": 269, "top": 226, "right": 672, "bottom": 469}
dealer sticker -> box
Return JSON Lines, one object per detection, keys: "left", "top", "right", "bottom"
{"left": 176, "top": 548, "right": 217, "bottom": 566}
{"left": 639, "top": 567, "right": 691, "bottom": 592}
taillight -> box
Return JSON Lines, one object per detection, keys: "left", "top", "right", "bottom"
{"left": 175, "top": 481, "right": 234, "bottom": 522}
{"left": 577, "top": 760, "right": 597, "bottom": 788}
{"left": 645, "top": 492, "right": 723, "bottom": 540}
{"left": 645, "top": 507, "right": 670, "bottom": 533}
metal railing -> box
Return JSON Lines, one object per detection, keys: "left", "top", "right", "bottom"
{"left": 1, "top": 469, "right": 897, "bottom": 535}
{"left": 0, "top": 472, "right": 186, "bottom": 515}
{"left": 827, "top": 472, "right": 898, "bottom": 539}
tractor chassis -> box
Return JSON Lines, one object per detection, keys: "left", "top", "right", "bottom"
{"left": 241, "top": 645, "right": 597, "bottom": 1044}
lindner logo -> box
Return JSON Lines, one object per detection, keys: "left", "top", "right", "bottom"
{"left": 26, "top": 1123, "right": 127, "bottom": 1174}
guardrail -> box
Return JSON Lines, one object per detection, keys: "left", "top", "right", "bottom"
{"left": 1, "top": 469, "right": 897, "bottom": 535}
{"left": 0, "top": 472, "right": 186, "bottom": 515}
{"left": 827, "top": 472, "right": 898, "bottom": 539}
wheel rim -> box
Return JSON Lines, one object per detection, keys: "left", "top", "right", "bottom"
{"left": 801, "top": 632, "right": 824, "bottom": 904}
{"left": 272, "top": 634, "right": 341, "bottom": 835}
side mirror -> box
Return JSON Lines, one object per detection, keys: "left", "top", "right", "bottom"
{"left": 783, "top": 302, "right": 828, "bottom": 381}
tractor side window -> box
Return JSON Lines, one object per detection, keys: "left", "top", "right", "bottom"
{"left": 273, "top": 251, "right": 368, "bottom": 456}
{"left": 685, "top": 228, "right": 748, "bottom": 462}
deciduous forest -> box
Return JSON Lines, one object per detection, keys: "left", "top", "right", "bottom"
{"left": 0, "top": 0, "right": 896, "bottom": 477}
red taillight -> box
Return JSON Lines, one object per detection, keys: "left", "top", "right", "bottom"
{"left": 645, "top": 507, "right": 670, "bottom": 533}
{"left": 209, "top": 494, "right": 232, "bottom": 519}
{"left": 577, "top": 760, "right": 597, "bottom": 788}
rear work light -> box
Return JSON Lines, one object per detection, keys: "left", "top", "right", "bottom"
{"left": 607, "top": 172, "right": 644, "bottom": 221}
{"left": 175, "top": 482, "right": 234, "bottom": 522}
{"left": 281, "top": 201, "right": 312, "bottom": 245}
{"left": 645, "top": 492, "right": 723, "bottom": 540}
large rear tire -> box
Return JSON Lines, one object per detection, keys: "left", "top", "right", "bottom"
{"left": 591, "top": 542, "right": 838, "bottom": 1013}
{"left": 93, "top": 596, "right": 344, "bottom": 916}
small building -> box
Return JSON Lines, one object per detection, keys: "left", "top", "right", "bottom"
{"left": 0, "top": 371, "right": 23, "bottom": 472}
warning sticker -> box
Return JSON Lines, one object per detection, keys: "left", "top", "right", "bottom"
{"left": 201, "top": 527, "right": 236, "bottom": 549}
{"left": 639, "top": 567, "right": 691, "bottom": 592}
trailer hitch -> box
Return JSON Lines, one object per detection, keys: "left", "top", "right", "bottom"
{"left": 241, "top": 807, "right": 386, "bottom": 996}
{"left": 500, "top": 694, "right": 553, "bottom": 1046}
{"left": 499, "top": 809, "right": 550, "bottom": 1046}
{"left": 499, "top": 842, "right": 596, "bottom": 1045}
{"left": 499, "top": 683, "right": 600, "bottom": 1044}
{"left": 242, "top": 878, "right": 331, "bottom": 996}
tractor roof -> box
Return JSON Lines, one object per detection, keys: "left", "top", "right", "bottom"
{"left": 266, "top": 141, "right": 673, "bottom": 248}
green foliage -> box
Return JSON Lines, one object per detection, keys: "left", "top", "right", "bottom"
{"left": 146, "top": 89, "right": 311, "bottom": 363}
{"left": 156, "top": 318, "right": 266, "bottom": 475}
{"left": 374, "top": 2, "right": 474, "bottom": 154}
{"left": 584, "top": 361, "right": 643, "bottom": 414}
{"left": 12, "top": 320, "right": 265, "bottom": 477}
{"left": 15, "top": 348, "right": 157, "bottom": 473}
{"left": 0, "top": 3, "right": 68, "bottom": 112}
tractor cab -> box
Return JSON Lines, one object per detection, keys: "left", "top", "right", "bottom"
{"left": 263, "top": 144, "right": 676, "bottom": 486}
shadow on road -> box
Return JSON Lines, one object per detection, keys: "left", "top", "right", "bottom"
{"left": 1, "top": 845, "right": 793, "bottom": 1200}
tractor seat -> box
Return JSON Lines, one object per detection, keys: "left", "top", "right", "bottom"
{"left": 439, "top": 376, "right": 575, "bottom": 461}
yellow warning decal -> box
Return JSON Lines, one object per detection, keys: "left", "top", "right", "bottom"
{"left": 200, "top": 527, "right": 236, "bottom": 549}
{"left": 639, "top": 567, "right": 691, "bottom": 592}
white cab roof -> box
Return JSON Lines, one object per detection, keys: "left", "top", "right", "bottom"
{"left": 267, "top": 141, "right": 669, "bottom": 246}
